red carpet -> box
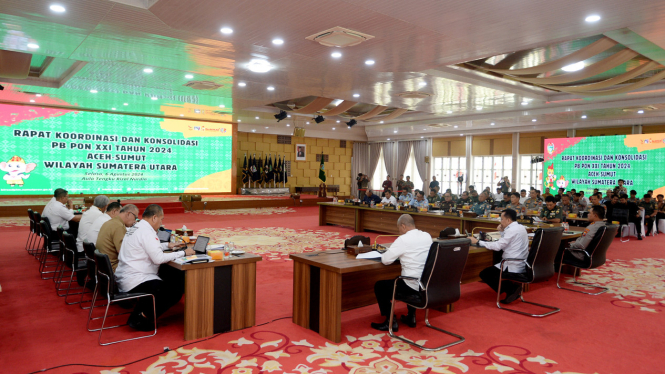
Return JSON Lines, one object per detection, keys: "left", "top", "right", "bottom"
{"left": 1, "top": 207, "right": 663, "bottom": 373}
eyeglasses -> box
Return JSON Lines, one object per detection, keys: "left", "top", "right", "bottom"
{"left": 128, "top": 212, "right": 138, "bottom": 221}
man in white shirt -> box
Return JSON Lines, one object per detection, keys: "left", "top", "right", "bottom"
{"left": 76, "top": 195, "right": 109, "bottom": 253}
{"left": 470, "top": 208, "right": 528, "bottom": 304}
{"left": 380, "top": 190, "right": 397, "bottom": 205}
{"left": 115, "top": 204, "right": 194, "bottom": 331}
{"left": 519, "top": 189, "right": 528, "bottom": 205}
{"left": 371, "top": 214, "right": 433, "bottom": 332}
{"left": 87, "top": 201, "right": 122, "bottom": 248}
{"left": 495, "top": 187, "right": 504, "bottom": 202}
{"left": 42, "top": 188, "right": 82, "bottom": 236}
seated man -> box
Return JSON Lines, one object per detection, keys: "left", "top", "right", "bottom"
{"left": 617, "top": 194, "right": 643, "bottom": 240}
{"left": 568, "top": 206, "right": 606, "bottom": 260}
{"left": 586, "top": 194, "right": 606, "bottom": 213}
{"left": 372, "top": 214, "right": 432, "bottom": 331}
{"left": 471, "top": 192, "right": 491, "bottom": 216}
{"left": 579, "top": 191, "right": 589, "bottom": 206}
{"left": 557, "top": 194, "right": 577, "bottom": 216}
{"left": 506, "top": 192, "right": 525, "bottom": 214}
{"left": 540, "top": 196, "right": 562, "bottom": 223}
{"left": 519, "top": 189, "right": 528, "bottom": 205}
{"left": 457, "top": 191, "right": 471, "bottom": 205}
{"left": 656, "top": 194, "right": 665, "bottom": 234}
{"left": 96, "top": 204, "right": 140, "bottom": 271}
{"left": 409, "top": 190, "right": 429, "bottom": 209}
{"left": 42, "top": 188, "right": 82, "bottom": 237}
{"left": 76, "top": 195, "right": 110, "bottom": 253}
{"left": 628, "top": 190, "right": 639, "bottom": 204}
{"left": 605, "top": 195, "right": 619, "bottom": 221}
{"left": 362, "top": 189, "right": 382, "bottom": 205}
{"left": 572, "top": 193, "right": 587, "bottom": 212}
{"left": 426, "top": 188, "right": 440, "bottom": 204}
{"left": 398, "top": 192, "right": 413, "bottom": 204}
{"left": 381, "top": 190, "right": 397, "bottom": 205}
{"left": 639, "top": 194, "right": 657, "bottom": 236}
{"left": 87, "top": 201, "right": 122, "bottom": 247}
{"left": 523, "top": 189, "right": 542, "bottom": 211}
{"left": 115, "top": 204, "right": 195, "bottom": 331}
{"left": 440, "top": 192, "right": 456, "bottom": 212}
{"left": 469, "top": 190, "right": 480, "bottom": 204}
{"left": 494, "top": 187, "right": 503, "bottom": 202}
{"left": 470, "top": 209, "right": 528, "bottom": 304}
{"left": 496, "top": 193, "right": 511, "bottom": 209}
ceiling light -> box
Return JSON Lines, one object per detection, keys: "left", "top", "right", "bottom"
{"left": 29, "top": 99, "right": 35, "bottom": 102}
{"left": 490, "top": 122, "right": 495, "bottom": 126}
{"left": 562, "top": 62, "right": 585, "bottom": 72}
{"left": 90, "top": 89, "right": 98, "bottom": 93}
{"left": 238, "top": 119, "right": 241, "bottom": 122}
{"left": 272, "top": 38, "right": 284, "bottom": 45}
{"left": 379, "top": 121, "right": 384, "bottom": 124}
{"left": 365, "top": 59, "right": 375, "bottom": 65}
{"left": 123, "top": 103, "right": 128, "bottom": 106}
{"left": 185, "top": 74, "right": 194, "bottom": 79}
{"left": 393, "top": 130, "right": 397, "bottom": 133}
{"left": 446, "top": 111, "right": 452, "bottom": 114}
{"left": 151, "top": 97, "right": 158, "bottom": 100}
{"left": 306, "top": 121, "right": 310, "bottom": 125}
{"left": 286, "top": 124, "right": 290, "bottom": 127}
{"left": 521, "top": 101, "right": 528, "bottom": 106}
{"left": 476, "top": 106, "right": 483, "bottom": 110}
{"left": 251, "top": 129, "right": 256, "bottom": 132}
{"left": 274, "top": 110, "right": 287, "bottom": 122}
{"left": 532, "top": 119, "right": 537, "bottom": 122}
{"left": 238, "top": 82, "right": 246, "bottom": 87}
{"left": 287, "top": 114, "right": 291, "bottom": 117}
{"left": 143, "top": 68, "right": 153, "bottom": 73}
{"left": 460, "top": 134, "right": 464, "bottom": 136}
{"left": 220, "top": 27, "right": 234, "bottom": 34}
{"left": 332, "top": 127, "right": 336, "bottom": 130}
{"left": 267, "top": 86, "right": 275, "bottom": 91}
{"left": 255, "top": 116, "right": 260, "bottom": 119}
{"left": 353, "top": 93, "right": 360, "bottom": 98}
{"left": 581, "top": 115, "right": 587, "bottom": 119}
{"left": 331, "top": 51, "right": 342, "bottom": 58}
{"left": 266, "top": 126, "right": 269, "bottom": 129}
{"left": 27, "top": 43, "right": 39, "bottom": 49}
{"left": 49, "top": 4, "right": 66, "bottom": 13}
{"left": 336, "top": 120, "right": 340, "bottom": 123}
{"left": 421, "top": 136, "right": 424, "bottom": 138}
{"left": 419, "top": 82, "right": 427, "bottom": 87}
{"left": 638, "top": 110, "right": 644, "bottom": 114}
{"left": 314, "top": 115, "right": 324, "bottom": 124}
{"left": 585, "top": 15, "right": 601, "bottom": 23}
{"left": 111, "top": 108, "right": 116, "bottom": 110}
{"left": 387, "top": 138, "right": 390, "bottom": 140}
{"left": 247, "top": 59, "right": 272, "bottom": 73}
{"left": 454, "top": 125, "right": 458, "bottom": 128}
{"left": 348, "top": 126, "right": 351, "bottom": 129}
{"left": 180, "top": 114, "right": 184, "bottom": 117}
{"left": 36, "top": 94, "right": 42, "bottom": 97}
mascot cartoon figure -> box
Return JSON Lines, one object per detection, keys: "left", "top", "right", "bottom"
{"left": 544, "top": 164, "right": 556, "bottom": 194}
{"left": 0, "top": 156, "right": 37, "bottom": 187}
{"left": 556, "top": 175, "right": 569, "bottom": 190}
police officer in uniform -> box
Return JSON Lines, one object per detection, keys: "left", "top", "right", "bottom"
{"left": 523, "top": 190, "right": 542, "bottom": 211}
{"left": 540, "top": 196, "right": 563, "bottom": 223}
{"left": 572, "top": 193, "right": 586, "bottom": 212}
{"left": 470, "top": 192, "right": 491, "bottom": 216}
{"left": 506, "top": 192, "right": 525, "bottom": 214}
{"left": 558, "top": 194, "right": 578, "bottom": 216}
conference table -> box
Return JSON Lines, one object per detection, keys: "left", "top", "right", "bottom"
{"left": 168, "top": 253, "right": 262, "bottom": 340}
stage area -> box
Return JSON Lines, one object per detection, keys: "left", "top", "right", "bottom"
{"left": 0, "top": 206, "right": 664, "bottom": 373}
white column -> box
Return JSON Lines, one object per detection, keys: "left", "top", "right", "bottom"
{"left": 632, "top": 125, "right": 642, "bottom": 134}
{"left": 465, "top": 135, "right": 472, "bottom": 191}
{"left": 567, "top": 129, "right": 576, "bottom": 137}
{"left": 512, "top": 132, "right": 519, "bottom": 191}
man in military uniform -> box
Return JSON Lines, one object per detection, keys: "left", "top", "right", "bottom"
{"left": 426, "top": 188, "right": 440, "bottom": 204}
{"left": 395, "top": 175, "right": 406, "bottom": 197}
{"left": 403, "top": 176, "right": 414, "bottom": 195}
{"left": 639, "top": 194, "right": 657, "bottom": 236}
{"left": 557, "top": 194, "right": 577, "bottom": 216}
{"left": 458, "top": 191, "right": 472, "bottom": 206}
{"left": 540, "top": 196, "right": 562, "bottom": 223}
{"left": 440, "top": 192, "right": 457, "bottom": 212}
{"left": 506, "top": 192, "right": 525, "bottom": 214}
{"left": 496, "top": 193, "right": 511, "bottom": 209}
{"left": 470, "top": 192, "right": 491, "bottom": 216}
{"left": 523, "top": 190, "right": 542, "bottom": 211}
{"left": 469, "top": 190, "right": 480, "bottom": 204}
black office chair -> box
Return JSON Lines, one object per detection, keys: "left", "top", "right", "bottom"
{"left": 32, "top": 212, "right": 45, "bottom": 256}
{"left": 26, "top": 209, "right": 37, "bottom": 255}
{"left": 79, "top": 241, "right": 99, "bottom": 309}
{"left": 388, "top": 238, "right": 470, "bottom": 351}
{"left": 58, "top": 232, "right": 87, "bottom": 303}
{"left": 38, "top": 220, "right": 60, "bottom": 280}
{"left": 53, "top": 227, "right": 68, "bottom": 292}
{"left": 88, "top": 250, "right": 156, "bottom": 345}
{"left": 557, "top": 225, "right": 618, "bottom": 295}
{"left": 496, "top": 227, "right": 564, "bottom": 317}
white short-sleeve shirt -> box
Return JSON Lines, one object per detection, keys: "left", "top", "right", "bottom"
{"left": 42, "top": 198, "right": 75, "bottom": 230}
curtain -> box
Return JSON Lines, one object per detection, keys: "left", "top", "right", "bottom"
{"left": 352, "top": 142, "right": 369, "bottom": 197}
{"left": 368, "top": 143, "right": 382, "bottom": 191}
{"left": 382, "top": 142, "right": 396, "bottom": 179}
{"left": 396, "top": 141, "right": 412, "bottom": 181}
{"left": 412, "top": 140, "right": 429, "bottom": 191}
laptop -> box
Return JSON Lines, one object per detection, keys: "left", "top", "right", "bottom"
{"left": 157, "top": 229, "right": 172, "bottom": 243}
{"left": 192, "top": 235, "right": 210, "bottom": 254}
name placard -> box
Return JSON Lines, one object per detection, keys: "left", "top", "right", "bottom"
{"left": 383, "top": 205, "right": 397, "bottom": 210}
{"left": 517, "top": 217, "right": 534, "bottom": 225}
{"left": 443, "top": 211, "right": 461, "bottom": 217}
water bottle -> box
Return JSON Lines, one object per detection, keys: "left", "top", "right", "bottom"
{"left": 485, "top": 206, "right": 490, "bottom": 218}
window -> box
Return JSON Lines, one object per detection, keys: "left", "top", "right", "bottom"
{"left": 472, "top": 156, "right": 513, "bottom": 193}
{"left": 371, "top": 148, "right": 389, "bottom": 191}
{"left": 519, "top": 155, "right": 544, "bottom": 191}
{"left": 403, "top": 146, "right": 424, "bottom": 192}
{"left": 432, "top": 156, "right": 466, "bottom": 194}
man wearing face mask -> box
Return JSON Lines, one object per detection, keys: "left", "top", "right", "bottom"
{"left": 115, "top": 204, "right": 195, "bottom": 331}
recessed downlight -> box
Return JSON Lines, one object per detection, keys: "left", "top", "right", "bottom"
{"left": 562, "top": 62, "right": 585, "bottom": 72}
{"left": 266, "top": 126, "right": 269, "bottom": 129}
{"left": 220, "top": 27, "right": 234, "bottom": 34}
{"left": 331, "top": 51, "right": 342, "bottom": 58}
{"left": 532, "top": 119, "right": 537, "bottom": 122}
{"left": 185, "top": 74, "right": 194, "bottom": 79}
{"left": 247, "top": 59, "right": 272, "bottom": 73}
{"left": 454, "top": 125, "right": 458, "bottom": 128}
{"left": 272, "top": 38, "right": 284, "bottom": 45}
{"left": 490, "top": 122, "right": 495, "bottom": 126}
{"left": 267, "top": 86, "right": 275, "bottom": 91}
{"left": 238, "top": 82, "right": 246, "bottom": 87}
{"left": 476, "top": 106, "right": 483, "bottom": 111}
{"left": 353, "top": 93, "right": 360, "bottom": 98}
{"left": 421, "top": 136, "right": 424, "bottom": 138}
{"left": 255, "top": 116, "right": 259, "bottom": 119}
{"left": 30, "top": 99, "right": 35, "bottom": 102}
{"left": 332, "top": 127, "right": 335, "bottom": 130}
{"left": 336, "top": 120, "right": 340, "bottom": 123}
{"left": 585, "top": 15, "right": 601, "bottom": 23}
{"left": 379, "top": 121, "right": 384, "bottom": 124}
{"left": 287, "top": 114, "right": 291, "bottom": 118}
{"left": 387, "top": 138, "right": 390, "bottom": 140}
{"left": 238, "top": 119, "right": 241, "bottom": 122}
{"left": 638, "top": 110, "right": 645, "bottom": 114}
{"left": 581, "top": 115, "right": 587, "bottom": 119}
{"left": 365, "top": 59, "right": 375, "bottom": 65}
{"left": 49, "top": 4, "right": 66, "bottom": 13}
{"left": 27, "top": 43, "right": 39, "bottom": 49}
{"left": 521, "top": 101, "right": 528, "bottom": 106}
{"left": 393, "top": 130, "right": 397, "bottom": 133}
{"left": 306, "top": 122, "right": 310, "bottom": 125}
{"left": 446, "top": 111, "right": 452, "bottom": 114}
{"left": 143, "top": 68, "right": 153, "bottom": 73}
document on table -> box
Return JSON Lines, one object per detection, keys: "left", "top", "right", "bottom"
{"left": 356, "top": 251, "right": 382, "bottom": 260}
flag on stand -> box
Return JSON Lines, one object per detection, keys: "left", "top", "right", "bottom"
{"left": 267, "top": 155, "right": 274, "bottom": 182}
{"left": 283, "top": 156, "right": 288, "bottom": 184}
{"left": 262, "top": 154, "right": 269, "bottom": 183}
{"left": 242, "top": 154, "right": 249, "bottom": 184}
{"left": 275, "top": 157, "right": 282, "bottom": 183}
{"left": 258, "top": 156, "right": 264, "bottom": 184}
{"left": 251, "top": 155, "right": 260, "bottom": 182}
{"left": 319, "top": 152, "right": 326, "bottom": 183}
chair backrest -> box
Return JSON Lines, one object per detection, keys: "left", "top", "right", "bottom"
{"left": 418, "top": 238, "right": 470, "bottom": 309}
{"left": 94, "top": 250, "right": 117, "bottom": 299}
{"left": 344, "top": 235, "right": 370, "bottom": 248}
{"left": 34, "top": 212, "right": 43, "bottom": 235}
{"left": 439, "top": 227, "right": 457, "bottom": 239}
{"left": 27, "top": 209, "right": 35, "bottom": 232}
{"left": 588, "top": 225, "right": 618, "bottom": 269}
{"left": 525, "top": 227, "right": 564, "bottom": 283}
{"left": 83, "top": 241, "right": 97, "bottom": 281}
{"left": 39, "top": 220, "right": 54, "bottom": 248}
{"left": 62, "top": 231, "right": 78, "bottom": 267}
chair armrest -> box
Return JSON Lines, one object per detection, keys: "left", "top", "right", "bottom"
{"left": 395, "top": 276, "right": 425, "bottom": 290}
{"left": 564, "top": 247, "right": 590, "bottom": 257}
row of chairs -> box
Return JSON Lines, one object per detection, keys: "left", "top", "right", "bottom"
{"left": 25, "top": 209, "right": 156, "bottom": 345}
{"left": 385, "top": 225, "right": 618, "bottom": 351}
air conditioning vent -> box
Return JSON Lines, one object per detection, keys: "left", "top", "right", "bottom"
{"left": 306, "top": 26, "right": 375, "bottom": 48}
{"left": 184, "top": 81, "right": 223, "bottom": 90}
{"left": 428, "top": 124, "right": 452, "bottom": 128}
{"left": 397, "top": 91, "right": 432, "bottom": 99}
{"left": 622, "top": 106, "right": 657, "bottom": 113}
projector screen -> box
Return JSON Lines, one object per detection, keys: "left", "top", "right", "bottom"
{"left": 0, "top": 105, "right": 234, "bottom": 195}
{"left": 543, "top": 133, "right": 665, "bottom": 196}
